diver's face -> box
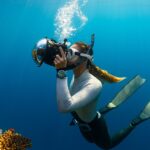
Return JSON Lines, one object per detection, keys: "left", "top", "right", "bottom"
{"left": 67, "top": 44, "right": 81, "bottom": 65}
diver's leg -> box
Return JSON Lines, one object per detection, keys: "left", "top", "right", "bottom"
{"left": 79, "top": 127, "right": 94, "bottom": 143}
{"left": 109, "top": 124, "right": 134, "bottom": 148}
{"left": 76, "top": 113, "right": 112, "bottom": 149}
{"left": 79, "top": 101, "right": 150, "bottom": 149}
{"left": 91, "top": 116, "right": 135, "bottom": 149}
{"left": 89, "top": 115, "right": 112, "bottom": 149}
{"left": 100, "top": 75, "right": 146, "bottom": 115}
{"left": 109, "top": 101, "right": 150, "bottom": 148}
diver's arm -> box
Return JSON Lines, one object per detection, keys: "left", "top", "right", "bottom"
{"left": 56, "top": 77, "right": 102, "bottom": 113}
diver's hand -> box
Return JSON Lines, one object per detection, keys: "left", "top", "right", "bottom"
{"left": 54, "top": 47, "right": 67, "bottom": 69}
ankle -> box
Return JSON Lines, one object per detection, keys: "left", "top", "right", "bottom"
{"left": 131, "top": 117, "right": 141, "bottom": 127}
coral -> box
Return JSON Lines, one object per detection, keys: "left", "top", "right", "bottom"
{"left": 0, "top": 129, "right": 32, "bottom": 150}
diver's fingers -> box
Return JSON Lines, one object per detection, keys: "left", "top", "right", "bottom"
{"left": 54, "top": 57, "right": 61, "bottom": 64}
{"left": 54, "top": 61, "right": 59, "bottom": 68}
{"left": 54, "top": 60, "right": 59, "bottom": 65}
{"left": 59, "top": 47, "right": 66, "bottom": 59}
{"left": 56, "top": 54, "right": 63, "bottom": 61}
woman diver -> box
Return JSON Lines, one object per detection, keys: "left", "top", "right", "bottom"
{"left": 32, "top": 35, "right": 150, "bottom": 149}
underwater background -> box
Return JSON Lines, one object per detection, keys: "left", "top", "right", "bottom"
{"left": 0, "top": 0, "right": 150, "bottom": 149}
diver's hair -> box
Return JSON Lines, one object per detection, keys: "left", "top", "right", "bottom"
{"left": 74, "top": 42, "right": 89, "bottom": 52}
{"left": 74, "top": 42, "right": 126, "bottom": 83}
{"left": 88, "top": 63, "right": 126, "bottom": 83}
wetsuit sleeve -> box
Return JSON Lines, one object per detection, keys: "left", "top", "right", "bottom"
{"left": 56, "top": 77, "right": 102, "bottom": 113}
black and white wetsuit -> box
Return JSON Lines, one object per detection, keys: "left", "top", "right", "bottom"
{"left": 56, "top": 69, "right": 135, "bottom": 149}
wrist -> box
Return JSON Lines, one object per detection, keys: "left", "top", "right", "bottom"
{"left": 57, "top": 70, "right": 67, "bottom": 79}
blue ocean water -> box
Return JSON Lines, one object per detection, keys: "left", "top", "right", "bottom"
{"left": 0, "top": 0, "right": 150, "bottom": 149}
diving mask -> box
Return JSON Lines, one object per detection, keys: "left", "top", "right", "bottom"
{"left": 67, "top": 47, "right": 93, "bottom": 62}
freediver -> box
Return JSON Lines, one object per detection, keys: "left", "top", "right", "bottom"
{"left": 32, "top": 35, "right": 150, "bottom": 149}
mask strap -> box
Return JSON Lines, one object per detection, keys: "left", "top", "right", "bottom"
{"left": 70, "top": 48, "right": 93, "bottom": 61}
{"left": 75, "top": 34, "right": 95, "bottom": 62}
{"left": 79, "top": 53, "right": 93, "bottom": 61}
{"left": 74, "top": 52, "right": 93, "bottom": 61}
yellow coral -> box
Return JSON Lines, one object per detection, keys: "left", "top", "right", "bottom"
{"left": 0, "top": 129, "right": 32, "bottom": 150}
